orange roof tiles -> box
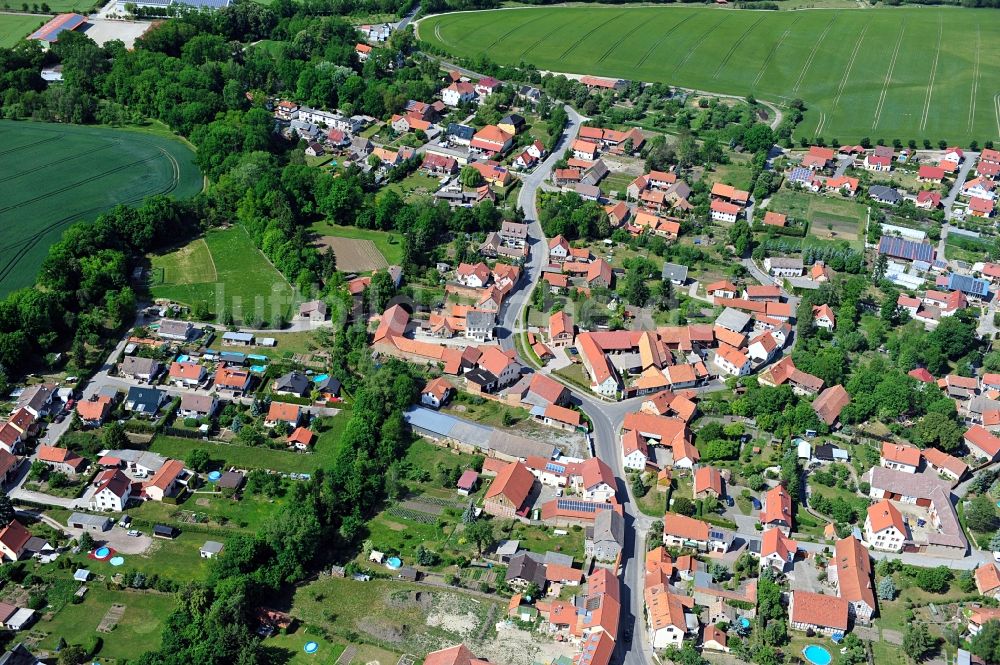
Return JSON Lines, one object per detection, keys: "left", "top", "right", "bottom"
{"left": 485, "top": 461, "right": 534, "bottom": 509}
{"left": 867, "top": 499, "right": 905, "bottom": 534}
{"left": 790, "top": 590, "right": 848, "bottom": 631}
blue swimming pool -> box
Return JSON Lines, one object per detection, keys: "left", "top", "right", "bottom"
{"left": 208, "top": 471, "right": 222, "bottom": 481}
{"left": 176, "top": 355, "right": 190, "bottom": 363}
{"left": 109, "top": 556, "right": 125, "bottom": 567}
{"left": 303, "top": 642, "right": 319, "bottom": 654}
{"left": 739, "top": 617, "right": 751, "bottom": 629}
{"left": 94, "top": 546, "right": 111, "bottom": 558}
{"left": 386, "top": 556, "right": 402, "bottom": 570}
{"left": 313, "top": 374, "right": 329, "bottom": 383}
{"left": 803, "top": 645, "right": 832, "bottom": 665}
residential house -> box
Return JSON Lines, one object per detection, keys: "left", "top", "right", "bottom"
{"left": 90, "top": 470, "right": 132, "bottom": 512}
{"left": 764, "top": 257, "right": 804, "bottom": 277}
{"left": 75, "top": 396, "right": 112, "bottom": 426}
{"left": 812, "top": 304, "right": 836, "bottom": 331}
{"left": 475, "top": 76, "right": 501, "bottom": 96}
{"left": 829, "top": 535, "right": 877, "bottom": 624}
{"left": 864, "top": 145, "right": 894, "bottom": 172}
{"left": 178, "top": 393, "right": 217, "bottom": 419}
{"left": 710, "top": 199, "right": 740, "bottom": 223}
{"left": 645, "top": 584, "right": 695, "bottom": 650}
{"left": 760, "top": 484, "right": 792, "bottom": 535}
{"left": 156, "top": 319, "right": 194, "bottom": 341}
{"left": 586, "top": 508, "right": 625, "bottom": 562}
{"left": 214, "top": 366, "right": 252, "bottom": 396}
{"left": 287, "top": 427, "right": 315, "bottom": 450}
{"left": 265, "top": 402, "right": 302, "bottom": 429}
{"left": 921, "top": 447, "right": 968, "bottom": 482}
{"left": 864, "top": 499, "right": 907, "bottom": 552}
{"left": 802, "top": 146, "right": 835, "bottom": 170}
{"left": 621, "top": 429, "right": 649, "bottom": 471}
{"left": 119, "top": 356, "right": 161, "bottom": 382}
{"left": 36, "top": 446, "right": 86, "bottom": 475}
{"left": 789, "top": 590, "right": 849, "bottom": 636}
{"left": 124, "top": 387, "right": 164, "bottom": 417}
{"left": 456, "top": 262, "right": 491, "bottom": 288}
{"left": 763, "top": 211, "right": 787, "bottom": 227}
{"left": 759, "top": 528, "right": 797, "bottom": 572}
{"left": 706, "top": 280, "right": 739, "bottom": 299}
{"left": 965, "top": 424, "right": 1000, "bottom": 461}
{"left": 713, "top": 345, "right": 751, "bottom": 377}
{"left": 549, "top": 311, "right": 574, "bottom": 348}
{"left": 500, "top": 220, "right": 529, "bottom": 247}
{"left": 421, "top": 377, "right": 454, "bottom": 409}
{"left": 662, "top": 513, "right": 730, "bottom": 553}
{"left": 881, "top": 443, "right": 921, "bottom": 473}
{"left": 975, "top": 563, "right": 1000, "bottom": 599}
{"left": 144, "top": 459, "right": 189, "bottom": 502}
{"left": 441, "top": 81, "right": 476, "bottom": 106}
{"left": 693, "top": 466, "right": 724, "bottom": 499}
{"left": 470, "top": 125, "right": 513, "bottom": 157}
{"left": 273, "top": 371, "right": 311, "bottom": 397}
{"left": 483, "top": 462, "right": 535, "bottom": 520}
{"left": 0, "top": 521, "right": 31, "bottom": 561}
{"left": 918, "top": 165, "right": 945, "bottom": 183}
{"left": 869, "top": 185, "right": 902, "bottom": 205}
{"left": 168, "top": 361, "right": 205, "bottom": 388}
{"left": 299, "top": 300, "right": 327, "bottom": 322}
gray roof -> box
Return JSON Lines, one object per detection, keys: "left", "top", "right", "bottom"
{"left": 543, "top": 551, "right": 573, "bottom": 567}
{"left": 591, "top": 508, "right": 624, "bottom": 546}
{"left": 125, "top": 386, "right": 164, "bottom": 414}
{"left": 495, "top": 539, "right": 520, "bottom": 556}
{"left": 222, "top": 332, "right": 254, "bottom": 343}
{"left": 465, "top": 310, "right": 495, "bottom": 329}
{"left": 157, "top": 319, "right": 193, "bottom": 339}
{"left": 505, "top": 552, "right": 546, "bottom": 586}
{"left": 180, "top": 393, "right": 215, "bottom": 414}
{"left": 0, "top": 644, "right": 38, "bottom": 665}
{"left": 766, "top": 257, "right": 803, "bottom": 269}
{"left": 869, "top": 185, "right": 901, "bottom": 203}
{"left": 574, "top": 183, "right": 601, "bottom": 199}
{"left": 101, "top": 449, "right": 167, "bottom": 472}
{"left": 68, "top": 512, "right": 111, "bottom": 528}
{"left": 403, "top": 406, "right": 555, "bottom": 459}
{"left": 715, "top": 307, "right": 752, "bottom": 333}
{"left": 661, "top": 262, "right": 689, "bottom": 283}
{"left": 121, "top": 355, "right": 160, "bottom": 376}
{"left": 201, "top": 540, "right": 224, "bottom": 554}
{"left": 217, "top": 471, "right": 245, "bottom": 489}
{"left": 275, "top": 371, "right": 310, "bottom": 395}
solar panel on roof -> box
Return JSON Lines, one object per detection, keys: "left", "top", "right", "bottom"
{"left": 545, "top": 462, "right": 565, "bottom": 473}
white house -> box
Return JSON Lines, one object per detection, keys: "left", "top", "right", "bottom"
{"left": 90, "top": 470, "right": 132, "bottom": 512}
{"left": 763, "top": 257, "right": 804, "bottom": 277}
{"left": 713, "top": 345, "right": 751, "bottom": 377}
{"left": 621, "top": 429, "right": 649, "bottom": 471}
{"left": 812, "top": 304, "right": 835, "bottom": 331}
{"left": 420, "top": 377, "right": 453, "bottom": 409}
{"left": 863, "top": 500, "right": 907, "bottom": 552}
{"left": 442, "top": 82, "right": 476, "bottom": 106}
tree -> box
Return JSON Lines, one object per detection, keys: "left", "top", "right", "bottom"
{"left": 970, "top": 620, "right": 1000, "bottom": 664}
{"left": 186, "top": 449, "right": 210, "bottom": 473}
{"left": 672, "top": 497, "right": 695, "bottom": 516}
{"left": 988, "top": 530, "right": 1000, "bottom": 552}
{"left": 58, "top": 645, "right": 86, "bottom": 665}
{"left": 460, "top": 165, "right": 483, "bottom": 188}
{"left": 877, "top": 576, "right": 896, "bottom": 600}
{"left": 78, "top": 531, "right": 94, "bottom": 551}
{"left": 913, "top": 566, "right": 951, "bottom": 593}
{"left": 914, "top": 412, "right": 963, "bottom": 452}
{"left": 0, "top": 492, "right": 12, "bottom": 527}
{"left": 102, "top": 421, "right": 128, "bottom": 450}
{"left": 902, "top": 623, "right": 935, "bottom": 662}
{"left": 464, "top": 519, "right": 495, "bottom": 557}
{"left": 966, "top": 495, "right": 998, "bottom": 533}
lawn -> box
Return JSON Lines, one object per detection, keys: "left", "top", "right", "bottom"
{"left": 148, "top": 411, "right": 348, "bottom": 474}
{"left": 17, "top": 586, "right": 175, "bottom": 659}
{"left": 0, "top": 120, "right": 201, "bottom": 296}
{"left": 150, "top": 226, "right": 296, "bottom": 320}
{"left": 418, "top": 6, "right": 1000, "bottom": 143}
{"left": 704, "top": 155, "right": 755, "bottom": 192}
{"left": 265, "top": 631, "right": 347, "bottom": 664}
{"left": 386, "top": 171, "right": 444, "bottom": 198}
{"left": 309, "top": 221, "right": 404, "bottom": 265}
{"left": 0, "top": 14, "right": 43, "bottom": 47}
{"left": 126, "top": 489, "right": 287, "bottom": 533}
{"left": 767, "top": 187, "right": 867, "bottom": 247}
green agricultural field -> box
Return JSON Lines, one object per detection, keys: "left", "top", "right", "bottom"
{"left": 0, "top": 14, "right": 43, "bottom": 47}
{"left": 0, "top": 120, "right": 201, "bottom": 296}
{"left": 419, "top": 6, "right": 1000, "bottom": 143}
{"left": 150, "top": 226, "right": 296, "bottom": 320}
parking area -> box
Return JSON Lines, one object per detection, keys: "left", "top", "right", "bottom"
{"left": 67, "top": 523, "right": 153, "bottom": 555}
{"left": 787, "top": 552, "right": 827, "bottom": 593}
{"left": 81, "top": 18, "right": 152, "bottom": 48}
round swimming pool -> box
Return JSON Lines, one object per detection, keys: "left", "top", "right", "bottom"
{"left": 303, "top": 642, "right": 319, "bottom": 654}
{"left": 208, "top": 471, "right": 222, "bottom": 481}
{"left": 109, "top": 556, "right": 125, "bottom": 567}
{"left": 386, "top": 556, "right": 402, "bottom": 570}
{"left": 739, "top": 617, "right": 751, "bottom": 628}
{"left": 803, "top": 645, "right": 832, "bottom": 665}
{"left": 94, "top": 546, "right": 111, "bottom": 558}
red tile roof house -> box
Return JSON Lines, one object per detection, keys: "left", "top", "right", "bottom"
{"left": 829, "top": 535, "right": 877, "bottom": 624}
{"left": 143, "top": 459, "right": 189, "bottom": 502}
{"left": 976, "top": 562, "right": 1000, "bottom": 599}
{"left": 548, "top": 311, "right": 575, "bottom": 348}
{"left": 483, "top": 461, "right": 536, "bottom": 521}
{"left": 863, "top": 145, "right": 893, "bottom": 172}
{"left": 0, "top": 520, "right": 32, "bottom": 561}
{"left": 880, "top": 442, "right": 921, "bottom": 474}
{"left": 168, "top": 361, "right": 206, "bottom": 388}
{"left": 36, "top": 445, "right": 87, "bottom": 475}
{"left": 760, "top": 484, "right": 793, "bottom": 535}
{"left": 75, "top": 395, "right": 112, "bottom": 426}
{"left": 456, "top": 469, "right": 479, "bottom": 496}
{"left": 918, "top": 165, "right": 945, "bottom": 183}
{"left": 287, "top": 427, "right": 315, "bottom": 450}
{"left": 213, "top": 366, "right": 252, "bottom": 396}
{"left": 864, "top": 499, "right": 907, "bottom": 552}
{"left": 812, "top": 384, "right": 851, "bottom": 427}
{"left": 759, "top": 528, "right": 797, "bottom": 573}
{"left": 420, "top": 377, "right": 454, "bottom": 409}
{"left": 965, "top": 424, "right": 1000, "bottom": 462}
{"left": 693, "top": 466, "right": 724, "bottom": 499}
{"left": 265, "top": 402, "right": 302, "bottom": 429}
{"left": 921, "top": 447, "right": 968, "bottom": 482}
{"left": 662, "top": 513, "right": 731, "bottom": 553}
{"left": 423, "top": 643, "right": 495, "bottom": 665}
{"left": 469, "top": 125, "right": 513, "bottom": 157}
{"left": 802, "top": 146, "right": 835, "bottom": 170}
{"left": 789, "top": 590, "right": 849, "bottom": 636}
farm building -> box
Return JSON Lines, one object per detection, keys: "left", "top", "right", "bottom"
{"left": 28, "top": 13, "right": 87, "bottom": 43}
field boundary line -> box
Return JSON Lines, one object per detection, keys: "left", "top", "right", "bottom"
{"left": 483, "top": 12, "right": 540, "bottom": 51}
{"left": 751, "top": 15, "right": 800, "bottom": 89}
{"left": 0, "top": 134, "right": 60, "bottom": 158}
{"left": 792, "top": 14, "right": 836, "bottom": 94}
{"left": 713, "top": 14, "right": 767, "bottom": 80}
{"left": 0, "top": 141, "right": 119, "bottom": 184}
{"left": 919, "top": 19, "right": 943, "bottom": 132}
{"left": 433, "top": 23, "right": 449, "bottom": 48}
{"left": 994, "top": 93, "right": 1000, "bottom": 138}
{"left": 557, "top": 11, "right": 626, "bottom": 62}
{"left": 872, "top": 21, "right": 906, "bottom": 131}
{"left": 815, "top": 111, "right": 826, "bottom": 138}
{"left": 672, "top": 13, "right": 729, "bottom": 76}
{"left": 634, "top": 12, "right": 695, "bottom": 68}
{"left": 968, "top": 25, "right": 980, "bottom": 132}
{"left": 516, "top": 13, "right": 577, "bottom": 62}
{"left": 831, "top": 23, "right": 869, "bottom": 112}
{"left": 200, "top": 237, "right": 219, "bottom": 283}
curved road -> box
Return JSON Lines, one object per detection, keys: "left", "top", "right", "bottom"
{"left": 493, "top": 104, "right": 655, "bottom": 665}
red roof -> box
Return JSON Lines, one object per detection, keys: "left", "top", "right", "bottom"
{"left": 965, "top": 424, "right": 1000, "bottom": 457}
{"left": 0, "top": 520, "right": 31, "bottom": 557}
{"left": 663, "top": 513, "right": 710, "bottom": 541}
{"left": 266, "top": 401, "right": 301, "bottom": 423}
{"left": 37, "top": 445, "right": 85, "bottom": 469}
{"left": 760, "top": 484, "right": 791, "bottom": 527}
{"left": 287, "top": 427, "right": 314, "bottom": 446}
{"left": 881, "top": 442, "right": 921, "bottom": 467}
{"left": 485, "top": 461, "right": 534, "bottom": 509}
{"left": 918, "top": 165, "right": 945, "bottom": 180}
{"left": 790, "top": 590, "right": 848, "bottom": 631}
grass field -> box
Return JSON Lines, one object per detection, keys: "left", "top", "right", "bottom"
{"left": 419, "top": 6, "right": 1000, "bottom": 143}
{"left": 767, "top": 188, "right": 866, "bottom": 247}
{"left": 0, "top": 14, "right": 43, "bottom": 47}
{"left": 310, "top": 221, "right": 403, "bottom": 266}
{"left": 0, "top": 120, "right": 201, "bottom": 297}
{"left": 150, "top": 227, "right": 296, "bottom": 319}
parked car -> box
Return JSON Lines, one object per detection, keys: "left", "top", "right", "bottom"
{"left": 127, "top": 530, "right": 141, "bottom": 537}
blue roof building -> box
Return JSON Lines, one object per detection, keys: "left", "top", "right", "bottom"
{"left": 947, "top": 273, "right": 990, "bottom": 298}
{"left": 878, "top": 236, "right": 935, "bottom": 263}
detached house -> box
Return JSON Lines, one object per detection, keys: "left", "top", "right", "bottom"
{"left": 864, "top": 499, "right": 907, "bottom": 552}
{"left": 441, "top": 81, "right": 476, "bottom": 106}
{"left": 829, "top": 535, "right": 877, "bottom": 624}
{"left": 663, "top": 514, "right": 730, "bottom": 553}
{"left": 760, "top": 484, "right": 792, "bottom": 535}
{"left": 881, "top": 443, "right": 921, "bottom": 474}
{"left": 470, "top": 125, "right": 513, "bottom": 157}
{"left": 168, "top": 361, "right": 205, "bottom": 388}
{"left": 789, "top": 590, "right": 849, "bottom": 636}
{"left": 119, "top": 356, "right": 161, "bottom": 382}
{"left": 36, "top": 445, "right": 86, "bottom": 475}
{"left": 975, "top": 562, "right": 1000, "bottom": 599}
{"left": 90, "top": 470, "right": 133, "bottom": 512}
{"left": 265, "top": 402, "right": 302, "bottom": 429}
{"left": 483, "top": 461, "right": 535, "bottom": 521}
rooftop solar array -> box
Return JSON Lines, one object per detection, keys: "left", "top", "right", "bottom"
{"left": 555, "top": 499, "right": 611, "bottom": 513}
{"left": 29, "top": 13, "right": 86, "bottom": 43}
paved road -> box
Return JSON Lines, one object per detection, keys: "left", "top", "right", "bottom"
{"left": 943, "top": 151, "right": 979, "bottom": 221}
{"left": 496, "top": 105, "right": 584, "bottom": 351}
{"left": 397, "top": 1, "right": 420, "bottom": 30}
